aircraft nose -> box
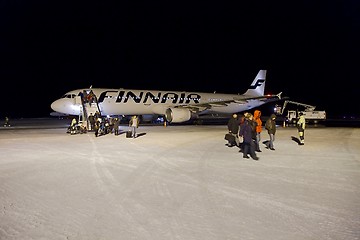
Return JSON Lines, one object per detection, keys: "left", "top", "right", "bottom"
{"left": 50, "top": 99, "right": 61, "bottom": 112}
{"left": 50, "top": 98, "right": 81, "bottom": 115}
{"left": 51, "top": 98, "right": 71, "bottom": 114}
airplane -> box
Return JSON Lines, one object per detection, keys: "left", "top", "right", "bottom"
{"left": 50, "top": 70, "right": 282, "bottom": 124}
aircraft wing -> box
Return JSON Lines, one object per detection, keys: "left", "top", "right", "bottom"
{"left": 175, "top": 93, "right": 283, "bottom": 113}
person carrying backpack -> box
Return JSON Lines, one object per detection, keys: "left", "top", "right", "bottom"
{"left": 265, "top": 114, "right": 277, "bottom": 150}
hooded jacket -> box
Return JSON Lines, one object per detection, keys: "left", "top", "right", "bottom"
{"left": 254, "top": 110, "right": 262, "bottom": 133}
{"left": 265, "top": 114, "right": 277, "bottom": 135}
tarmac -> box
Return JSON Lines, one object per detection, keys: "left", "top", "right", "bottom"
{"left": 0, "top": 118, "right": 359, "bottom": 240}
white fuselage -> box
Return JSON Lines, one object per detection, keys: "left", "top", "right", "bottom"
{"left": 50, "top": 70, "right": 277, "bottom": 123}
{"left": 51, "top": 88, "right": 266, "bottom": 117}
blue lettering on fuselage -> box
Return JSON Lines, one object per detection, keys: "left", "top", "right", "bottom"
{"left": 98, "top": 91, "right": 118, "bottom": 103}
{"left": 98, "top": 90, "right": 201, "bottom": 104}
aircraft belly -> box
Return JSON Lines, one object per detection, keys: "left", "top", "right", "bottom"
{"left": 208, "top": 101, "right": 265, "bottom": 114}
{"left": 151, "top": 105, "right": 168, "bottom": 115}
{"left": 210, "top": 105, "right": 243, "bottom": 114}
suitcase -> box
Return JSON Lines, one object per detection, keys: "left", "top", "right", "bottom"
{"left": 224, "top": 133, "right": 236, "bottom": 145}
{"left": 126, "top": 130, "right": 133, "bottom": 138}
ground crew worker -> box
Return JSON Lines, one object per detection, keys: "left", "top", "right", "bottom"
{"left": 4, "top": 117, "right": 10, "bottom": 127}
{"left": 297, "top": 112, "right": 306, "bottom": 145}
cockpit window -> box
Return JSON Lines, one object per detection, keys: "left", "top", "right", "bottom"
{"left": 61, "top": 94, "right": 76, "bottom": 99}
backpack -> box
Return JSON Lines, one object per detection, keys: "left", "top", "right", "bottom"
{"left": 265, "top": 119, "right": 271, "bottom": 131}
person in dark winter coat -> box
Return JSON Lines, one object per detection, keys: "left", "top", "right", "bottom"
{"left": 94, "top": 118, "right": 101, "bottom": 137}
{"left": 113, "top": 117, "right": 120, "bottom": 136}
{"left": 265, "top": 114, "right": 277, "bottom": 150}
{"left": 88, "top": 113, "right": 95, "bottom": 131}
{"left": 227, "top": 113, "right": 240, "bottom": 147}
{"left": 239, "top": 113, "right": 259, "bottom": 160}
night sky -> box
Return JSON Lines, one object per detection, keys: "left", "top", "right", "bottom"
{"left": 1, "top": 1, "right": 359, "bottom": 118}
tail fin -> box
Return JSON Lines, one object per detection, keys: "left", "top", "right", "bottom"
{"left": 244, "top": 70, "right": 267, "bottom": 97}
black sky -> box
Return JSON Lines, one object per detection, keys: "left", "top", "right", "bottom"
{"left": 1, "top": 1, "right": 359, "bottom": 118}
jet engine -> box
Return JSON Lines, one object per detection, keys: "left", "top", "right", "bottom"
{"left": 165, "top": 108, "right": 191, "bottom": 123}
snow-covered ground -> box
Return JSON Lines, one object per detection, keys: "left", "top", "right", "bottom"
{"left": 1, "top": 122, "right": 360, "bottom": 240}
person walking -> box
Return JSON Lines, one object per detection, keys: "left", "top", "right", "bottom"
{"left": 88, "top": 113, "right": 95, "bottom": 131}
{"left": 253, "top": 110, "right": 262, "bottom": 152}
{"left": 239, "top": 113, "right": 259, "bottom": 160}
{"left": 265, "top": 114, "right": 277, "bottom": 150}
{"left": 113, "top": 117, "right": 120, "bottom": 136}
{"left": 297, "top": 112, "right": 306, "bottom": 145}
{"left": 227, "top": 113, "right": 240, "bottom": 147}
{"left": 94, "top": 111, "right": 101, "bottom": 120}
{"left": 129, "top": 115, "right": 139, "bottom": 138}
{"left": 237, "top": 114, "right": 245, "bottom": 151}
{"left": 94, "top": 118, "right": 101, "bottom": 137}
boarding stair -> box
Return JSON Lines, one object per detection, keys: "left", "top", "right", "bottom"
{"left": 77, "top": 90, "right": 103, "bottom": 130}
